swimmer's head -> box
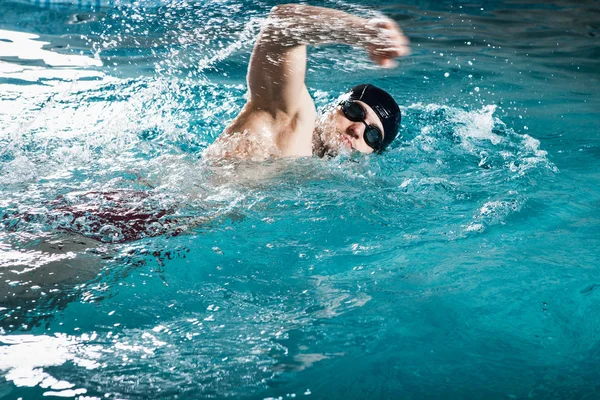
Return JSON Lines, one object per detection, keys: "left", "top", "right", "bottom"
{"left": 315, "top": 84, "right": 401, "bottom": 156}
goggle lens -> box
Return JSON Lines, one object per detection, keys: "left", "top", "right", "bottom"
{"left": 364, "top": 127, "right": 383, "bottom": 149}
{"left": 341, "top": 101, "right": 365, "bottom": 122}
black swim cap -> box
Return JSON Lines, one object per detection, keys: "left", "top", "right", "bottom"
{"left": 347, "top": 84, "right": 401, "bottom": 151}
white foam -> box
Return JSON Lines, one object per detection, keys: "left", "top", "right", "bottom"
{"left": 0, "top": 334, "right": 100, "bottom": 391}
{"left": 0, "top": 155, "right": 38, "bottom": 184}
{"left": 449, "top": 105, "right": 503, "bottom": 149}
{"left": 406, "top": 102, "right": 556, "bottom": 180}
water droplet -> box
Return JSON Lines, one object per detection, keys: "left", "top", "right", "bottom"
{"left": 212, "top": 246, "right": 223, "bottom": 255}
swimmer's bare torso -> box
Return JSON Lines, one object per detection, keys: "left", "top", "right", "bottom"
{"left": 205, "top": 4, "right": 410, "bottom": 161}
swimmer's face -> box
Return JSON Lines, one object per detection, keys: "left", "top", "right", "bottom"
{"left": 318, "top": 100, "right": 385, "bottom": 156}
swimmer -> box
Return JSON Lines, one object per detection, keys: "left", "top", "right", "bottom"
{"left": 206, "top": 4, "right": 410, "bottom": 161}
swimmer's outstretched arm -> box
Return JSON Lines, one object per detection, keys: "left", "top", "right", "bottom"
{"left": 246, "top": 4, "right": 410, "bottom": 117}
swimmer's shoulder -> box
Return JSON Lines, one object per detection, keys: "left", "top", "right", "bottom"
{"left": 208, "top": 87, "right": 316, "bottom": 161}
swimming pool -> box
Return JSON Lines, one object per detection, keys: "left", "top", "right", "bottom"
{"left": 1, "top": 0, "right": 599, "bottom": 398}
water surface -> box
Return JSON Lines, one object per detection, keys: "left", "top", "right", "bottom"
{"left": 1, "top": 0, "right": 599, "bottom": 399}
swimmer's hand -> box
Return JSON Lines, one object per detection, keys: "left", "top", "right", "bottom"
{"left": 364, "top": 18, "right": 411, "bottom": 68}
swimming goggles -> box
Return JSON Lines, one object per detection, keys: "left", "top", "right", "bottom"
{"left": 339, "top": 100, "right": 384, "bottom": 151}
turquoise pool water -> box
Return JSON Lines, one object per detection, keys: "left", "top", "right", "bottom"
{"left": 1, "top": 0, "right": 599, "bottom": 398}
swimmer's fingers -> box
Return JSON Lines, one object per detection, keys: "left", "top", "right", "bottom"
{"left": 368, "top": 52, "right": 397, "bottom": 68}
{"left": 369, "top": 44, "right": 411, "bottom": 58}
{"left": 367, "top": 45, "right": 410, "bottom": 68}
{"left": 365, "top": 17, "right": 411, "bottom": 67}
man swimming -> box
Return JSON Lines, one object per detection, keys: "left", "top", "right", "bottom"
{"left": 0, "top": 4, "right": 411, "bottom": 316}
{"left": 206, "top": 4, "right": 410, "bottom": 161}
